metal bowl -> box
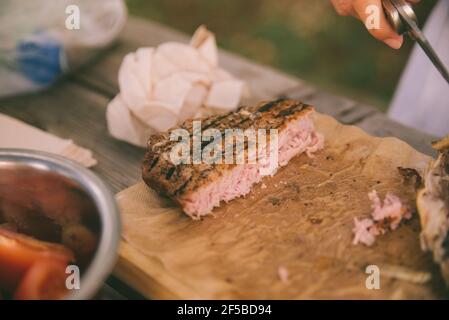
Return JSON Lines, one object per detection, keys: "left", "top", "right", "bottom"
{"left": 0, "top": 149, "right": 121, "bottom": 300}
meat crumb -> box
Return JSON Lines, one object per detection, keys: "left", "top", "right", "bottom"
{"left": 352, "top": 218, "right": 376, "bottom": 246}
{"left": 261, "top": 183, "right": 267, "bottom": 189}
{"left": 277, "top": 266, "right": 289, "bottom": 283}
{"left": 352, "top": 190, "right": 412, "bottom": 246}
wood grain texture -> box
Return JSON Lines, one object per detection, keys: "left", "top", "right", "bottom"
{"left": 0, "top": 82, "right": 145, "bottom": 193}
{"left": 283, "top": 84, "right": 377, "bottom": 124}
{"left": 356, "top": 113, "right": 437, "bottom": 157}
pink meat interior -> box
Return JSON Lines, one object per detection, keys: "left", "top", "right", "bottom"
{"left": 181, "top": 113, "right": 324, "bottom": 218}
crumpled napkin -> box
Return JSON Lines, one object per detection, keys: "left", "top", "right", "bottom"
{"left": 0, "top": 113, "right": 97, "bottom": 168}
{"left": 106, "top": 26, "right": 249, "bottom": 147}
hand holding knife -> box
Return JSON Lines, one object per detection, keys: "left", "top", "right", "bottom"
{"left": 382, "top": 0, "right": 449, "bottom": 84}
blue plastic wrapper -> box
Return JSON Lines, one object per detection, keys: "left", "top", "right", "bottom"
{"left": 0, "top": 0, "right": 127, "bottom": 97}
{"left": 16, "top": 32, "right": 65, "bottom": 86}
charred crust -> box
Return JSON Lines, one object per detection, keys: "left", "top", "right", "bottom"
{"left": 275, "top": 101, "right": 307, "bottom": 117}
{"left": 174, "top": 179, "right": 191, "bottom": 196}
{"left": 257, "top": 98, "right": 286, "bottom": 112}
{"left": 142, "top": 99, "right": 315, "bottom": 201}
{"left": 165, "top": 166, "right": 176, "bottom": 180}
{"left": 398, "top": 167, "right": 423, "bottom": 191}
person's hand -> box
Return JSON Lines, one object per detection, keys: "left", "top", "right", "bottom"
{"left": 330, "top": 0, "right": 420, "bottom": 49}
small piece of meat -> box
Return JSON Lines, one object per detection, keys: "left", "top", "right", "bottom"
{"left": 369, "top": 190, "right": 412, "bottom": 230}
{"left": 277, "top": 266, "right": 289, "bottom": 283}
{"left": 353, "top": 190, "right": 411, "bottom": 246}
{"left": 417, "top": 142, "right": 449, "bottom": 286}
{"left": 352, "top": 218, "right": 376, "bottom": 246}
{"left": 142, "top": 99, "right": 324, "bottom": 218}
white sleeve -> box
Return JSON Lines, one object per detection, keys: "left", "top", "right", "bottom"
{"left": 388, "top": 0, "right": 449, "bottom": 138}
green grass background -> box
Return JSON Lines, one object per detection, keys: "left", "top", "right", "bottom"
{"left": 126, "top": 0, "right": 437, "bottom": 110}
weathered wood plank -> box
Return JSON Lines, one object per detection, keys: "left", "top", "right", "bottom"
{"left": 73, "top": 17, "right": 300, "bottom": 104}
{"left": 283, "top": 84, "right": 378, "bottom": 124}
{"left": 283, "top": 84, "right": 436, "bottom": 156}
{"left": 0, "top": 82, "right": 145, "bottom": 193}
{"left": 73, "top": 17, "right": 435, "bottom": 157}
{"left": 356, "top": 112, "right": 437, "bottom": 156}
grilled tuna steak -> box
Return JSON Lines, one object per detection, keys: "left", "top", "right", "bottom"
{"left": 142, "top": 99, "right": 324, "bottom": 218}
{"left": 417, "top": 136, "right": 449, "bottom": 286}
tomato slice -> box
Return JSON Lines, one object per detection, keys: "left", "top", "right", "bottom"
{"left": 0, "top": 229, "right": 74, "bottom": 292}
{"left": 14, "top": 259, "right": 68, "bottom": 300}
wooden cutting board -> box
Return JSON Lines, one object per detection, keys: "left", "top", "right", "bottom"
{"left": 113, "top": 113, "right": 448, "bottom": 299}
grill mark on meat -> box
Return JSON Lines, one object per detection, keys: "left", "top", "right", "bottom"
{"left": 158, "top": 111, "right": 255, "bottom": 190}
{"left": 258, "top": 98, "right": 286, "bottom": 113}
{"left": 175, "top": 101, "right": 313, "bottom": 195}
{"left": 174, "top": 179, "right": 191, "bottom": 196}
{"left": 167, "top": 114, "right": 230, "bottom": 147}
{"left": 171, "top": 109, "right": 260, "bottom": 184}
{"left": 168, "top": 166, "right": 197, "bottom": 195}
{"left": 145, "top": 114, "right": 231, "bottom": 175}
{"left": 148, "top": 114, "right": 229, "bottom": 162}
{"left": 165, "top": 166, "right": 176, "bottom": 180}
{"left": 275, "top": 102, "right": 306, "bottom": 117}
{"left": 174, "top": 166, "right": 218, "bottom": 196}
{"left": 143, "top": 99, "right": 315, "bottom": 201}
{"left": 184, "top": 115, "right": 267, "bottom": 194}
{"left": 200, "top": 117, "right": 252, "bottom": 150}
{"left": 171, "top": 109, "right": 253, "bottom": 157}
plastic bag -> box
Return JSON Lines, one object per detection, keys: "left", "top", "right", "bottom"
{"left": 0, "top": 0, "right": 127, "bottom": 97}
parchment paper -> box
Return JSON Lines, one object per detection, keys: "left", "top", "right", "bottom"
{"left": 115, "top": 113, "right": 448, "bottom": 299}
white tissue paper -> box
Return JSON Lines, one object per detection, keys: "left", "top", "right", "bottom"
{"left": 106, "top": 26, "right": 249, "bottom": 147}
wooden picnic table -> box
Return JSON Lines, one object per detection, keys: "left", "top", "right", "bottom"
{"left": 0, "top": 17, "right": 438, "bottom": 299}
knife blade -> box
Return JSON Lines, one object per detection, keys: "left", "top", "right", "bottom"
{"left": 384, "top": 0, "right": 449, "bottom": 84}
